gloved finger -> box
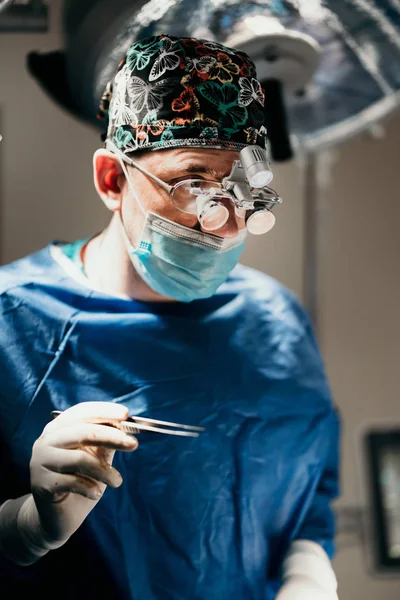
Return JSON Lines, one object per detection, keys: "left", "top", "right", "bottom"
{"left": 94, "top": 446, "right": 116, "bottom": 466}
{"left": 38, "top": 422, "right": 138, "bottom": 451}
{"left": 37, "top": 447, "right": 125, "bottom": 488}
{"left": 43, "top": 402, "right": 129, "bottom": 433}
{"left": 36, "top": 471, "right": 106, "bottom": 501}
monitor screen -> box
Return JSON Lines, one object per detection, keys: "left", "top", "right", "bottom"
{"left": 380, "top": 445, "right": 400, "bottom": 559}
{"left": 364, "top": 429, "right": 400, "bottom": 572}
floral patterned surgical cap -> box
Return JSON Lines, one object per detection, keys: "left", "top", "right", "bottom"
{"left": 98, "top": 34, "right": 268, "bottom": 154}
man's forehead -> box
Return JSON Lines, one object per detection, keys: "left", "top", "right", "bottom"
{"left": 141, "top": 147, "right": 239, "bottom": 177}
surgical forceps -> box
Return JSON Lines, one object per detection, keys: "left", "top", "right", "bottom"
{"left": 50, "top": 410, "right": 205, "bottom": 438}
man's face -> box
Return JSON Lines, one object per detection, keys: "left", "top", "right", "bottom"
{"left": 119, "top": 147, "right": 246, "bottom": 248}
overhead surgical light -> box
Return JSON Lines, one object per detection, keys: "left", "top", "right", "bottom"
{"left": 24, "top": 0, "right": 400, "bottom": 156}
{"left": 0, "top": 0, "right": 48, "bottom": 32}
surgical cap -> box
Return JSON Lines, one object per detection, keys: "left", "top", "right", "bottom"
{"left": 97, "top": 34, "right": 268, "bottom": 153}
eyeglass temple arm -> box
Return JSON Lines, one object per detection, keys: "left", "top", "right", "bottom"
{"left": 105, "top": 140, "right": 173, "bottom": 194}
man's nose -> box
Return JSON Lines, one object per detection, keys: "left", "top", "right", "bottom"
{"left": 199, "top": 198, "right": 245, "bottom": 238}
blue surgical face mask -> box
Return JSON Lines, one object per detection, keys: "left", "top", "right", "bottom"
{"left": 118, "top": 158, "right": 247, "bottom": 303}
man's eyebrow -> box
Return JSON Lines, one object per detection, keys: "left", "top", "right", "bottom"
{"left": 178, "top": 164, "right": 227, "bottom": 178}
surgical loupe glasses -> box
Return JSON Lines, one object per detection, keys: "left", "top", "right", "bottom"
{"left": 107, "top": 141, "right": 282, "bottom": 234}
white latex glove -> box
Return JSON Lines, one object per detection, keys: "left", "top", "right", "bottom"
{"left": 275, "top": 540, "right": 339, "bottom": 600}
{"left": 0, "top": 401, "right": 138, "bottom": 565}
{"left": 275, "top": 576, "right": 339, "bottom": 600}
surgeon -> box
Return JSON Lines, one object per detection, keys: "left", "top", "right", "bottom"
{"left": 0, "top": 34, "right": 341, "bottom": 600}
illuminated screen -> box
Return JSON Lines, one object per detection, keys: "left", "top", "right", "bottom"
{"left": 380, "top": 447, "right": 400, "bottom": 559}
{"left": 365, "top": 429, "right": 400, "bottom": 572}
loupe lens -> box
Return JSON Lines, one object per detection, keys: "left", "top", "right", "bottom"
{"left": 246, "top": 209, "right": 276, "bottom": 235}
{"left": 197, "top": 197, "right": 229, "bottom": 231}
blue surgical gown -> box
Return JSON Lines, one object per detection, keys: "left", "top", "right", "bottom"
{"left": 0, "top": 242, "right": 340, "bottom": 600}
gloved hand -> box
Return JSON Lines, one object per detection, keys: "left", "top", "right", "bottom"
{"left": 275, "top": 576, "right": 339, "bottom": 600}
{"left": 0, "top": 401, "right": 138, "bottom": 565}
{"left": 275, "top": 540, "right": 339, "bottom": 600}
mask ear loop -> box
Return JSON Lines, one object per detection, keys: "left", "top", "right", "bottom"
{"left": 117, "top": 157, "right": 149, "bottom": 254}
{"left": 105, "top": 139, "right": 148, "bottom": 225}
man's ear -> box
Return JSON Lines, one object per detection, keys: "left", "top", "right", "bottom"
{"left": 93, "top": 149, "right": 125, "bottom": 212}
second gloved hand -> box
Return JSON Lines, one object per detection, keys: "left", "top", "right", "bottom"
{"left": 275, "top": 576, "right": 339, "bottom": 600}
{"left": 23, "top": 401, "right": 138, "bottom": 554}
{"left": 275, "top": 540, "right": 339, "bottom": 600}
